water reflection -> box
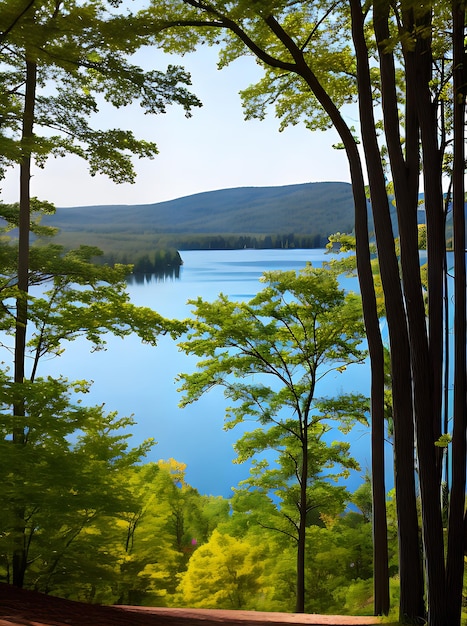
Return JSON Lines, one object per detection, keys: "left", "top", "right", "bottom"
{"left": 129, "top": 266, "right": 181, "bottom": 284}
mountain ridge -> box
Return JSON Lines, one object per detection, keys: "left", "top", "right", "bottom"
{"left": 44, "top": 181, "right": 356, "bottom": 236}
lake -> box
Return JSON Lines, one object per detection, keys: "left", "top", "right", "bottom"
{"left": 41, "top": 249, "right": 391, "bottom": 497}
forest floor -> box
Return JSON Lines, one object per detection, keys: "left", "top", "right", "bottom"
{"left": 0, "top": 584, "right": 386, "bottom": 626}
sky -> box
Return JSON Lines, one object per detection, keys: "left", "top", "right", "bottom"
{"left": 0, "top": 46, "right": 354, "bottom": 208}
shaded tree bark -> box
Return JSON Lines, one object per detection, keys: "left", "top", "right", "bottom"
{"left": 12, "top": 56, "right": 37, "bottom": 589}
{"left": 351, "top": 1, "right": 423, "bottom": 618}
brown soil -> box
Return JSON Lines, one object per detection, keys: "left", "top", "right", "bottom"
{"left": 0, "top": 583, "right": 381, "bottom": 626}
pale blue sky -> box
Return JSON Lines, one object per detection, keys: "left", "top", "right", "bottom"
{"left": 1, "top": 46, "right": 354, "bottom": 208}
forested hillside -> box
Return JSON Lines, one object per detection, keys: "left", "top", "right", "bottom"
{"left": 43, "top": 181, "right": 354, "bottom": 237}
{"left": 38, "top": 182, "right": 356, "bottom": 268}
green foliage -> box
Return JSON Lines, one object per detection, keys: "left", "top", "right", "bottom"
{"left": 0, "top": 0, "right": 201, "bottom": 182}
{"left": 146, "top": 1, "right": 360, "bottom": 131}
{"left": 1, "top": 2, "right": 199, "bottom": 593}
{"left": 52, "top": 459, "right": 230, "bottom": 606}
{"left": 235, "top": 431, "right": 359, "bottom": 517}
{"left": 434, "top": 433, "right": 452, "bottom": 448}
{"left": 351, "top": 475, "right": 373, "bottom": 523}
{"left": 176, "top": 529, "right": 269, "bottom": 609}
{"left": 178, "top": 264, "right": 366, "bottom": 410}
{"left": 417, "top": 224, "right": 427, "bottom": 250}
{"left": 0, "top": 374, "right": 155, "bottom": 590}
{"left": 177, "top": 263, "right": 368, "bottom": 611}
{"left": 0, "top": 239, "right": 185, "bottom": 374}
{"left": 107, "top": 459, "right": 201, "bottom": 606}
{"left": 0, "top": 218, "right": 187, "bottom": 591}
{"left": 179, "top": 486, "right": 380, "bottom": 614}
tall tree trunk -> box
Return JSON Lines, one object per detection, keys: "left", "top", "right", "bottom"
{"left": 261, "top": 5, "right": 458, "bottom": 623}
{"left": 13, "top": 57, "right": 36, "bottom": 430}
{"left": 12, "top": 56, "right": 36, "bottom": 589}
{"left": 351, "top": 173, "right": 390, "bottom": 618}
{"left": 412, "top": 10, "right": 445, "bottom": 469}
{"left": 353, "top": 2, "right": 424, "bottom": 619}
{"left": 348, "top": 2, "right": 390, "bottom": 614}
{"left": 308, "top": 87, "right": 393, "bottom": 618}
{"left": 390, "top": 6, "right": 447, "bottom": 623}
{"left": 446, "top": 1, "right": 467, "bottom": 622}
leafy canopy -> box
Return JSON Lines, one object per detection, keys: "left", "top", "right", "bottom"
{"left": 178, "top": 264, "right": 367, "bottom": 433}
{"left": 0, "top": 0, "right": 202, "bottom": 183}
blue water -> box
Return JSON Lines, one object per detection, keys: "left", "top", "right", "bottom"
{"left": 38, "top": 249, "right": 389, "bottom": 497}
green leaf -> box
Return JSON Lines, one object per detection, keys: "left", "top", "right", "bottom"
{"left": 434, "top": 433, "right": 452, "bottom": 448}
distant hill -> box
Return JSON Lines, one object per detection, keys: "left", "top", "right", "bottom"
{"left": 43, "top": 182, "right": 355, "bottom": 237}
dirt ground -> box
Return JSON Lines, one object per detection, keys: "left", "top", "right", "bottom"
{"left": 0, "top": 583, "right": 381, "bottom": 626}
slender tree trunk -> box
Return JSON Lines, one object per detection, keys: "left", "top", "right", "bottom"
{"left": 353, "top": 2, "right": 424, "bottom": 619}
{"left": 443, "top": 244, "right": 450, "bottom": 497}
{"left": 12, "top": 56, "right": 36, "bottom": 589}
{"left": 348, "top": 2, "right": 390, "bottom": 614}
{"left": 414, "top": 22, "right": 445, "bottom": 472}
{"left": 13, "top": 58, "right": 36, "bottom": 429}
{"left": 295, "top": 424, "right": 308, "bottom": 613}
{"left": 389, "top": 7, "right": 447, "bottom": 623}
{"left": 296, "top": 76, "right": 392, "bottom": 617}
{"left": 351, "top": 168, "right": 390, "bottom": 618}
{"left": 445, "top": 2, "right": 467, "bottom": 622}
{"left": 406, "top": 32, "right": 449, "bottom": 619}
{"left": 308, "top": 88, "right": 393, "bottom": 618}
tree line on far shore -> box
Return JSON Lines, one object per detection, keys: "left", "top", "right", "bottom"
{"left": 95, "top": 233, "right": 330, "bottom": 275}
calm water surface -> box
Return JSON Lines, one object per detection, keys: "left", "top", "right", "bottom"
{"left": 43, "top": 249, "right": 390, "bottom": 497}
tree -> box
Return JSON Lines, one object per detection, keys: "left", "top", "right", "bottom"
{"left": 0, "top": 239, "right": 185, "bottom": 378}
{"left": 0, "top": 374, "right": 155, "bottom": 590}
{"left": 221, "top": 481, "right": 386, "bottom": 614}
{"left": 177, "top": 529, "right": 267, "bottom": 609}
{"left": 0, "top": 5, "right": 200, "bottom": 585}
{"left": 110, "top": 461, "right": 193, "bottom": 606}
{"left": 0, "top": 0, "right": 193, "bottom": 392}
{"left": 230, "top": 433, "right": 362, "bottom": 614}
{"left": 0, "top": 229, "right": 185, "bottom": 587}
{"left": 146, "top": 3, "right": 466, "bottom": 622}
{"left": 81, "top": 459, "right": 231, "bottom": 606}
{"left": 177, "top": 264, "right": 368, "bottom": 612}
{"left": 144, "top": 2, "right": 390, "bottom": 614}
